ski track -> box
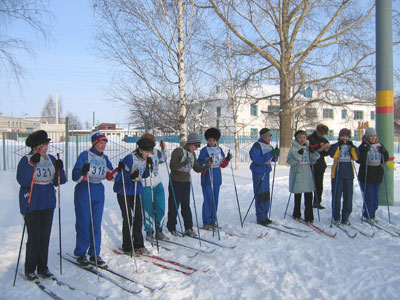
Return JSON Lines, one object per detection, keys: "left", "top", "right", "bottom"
{"left": 1, "top": 156, "right": 400, "bottom": 300}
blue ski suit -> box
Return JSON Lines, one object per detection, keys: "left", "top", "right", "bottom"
{"left": 249, "top": 139, "right": 279, "bottom": 223}
{"left": 72, "top": 148, "right": 114, "bottom": 257}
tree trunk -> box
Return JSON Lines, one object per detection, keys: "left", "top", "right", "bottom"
{"left": 177, "top": 0, "right": 187, "bottom": 145}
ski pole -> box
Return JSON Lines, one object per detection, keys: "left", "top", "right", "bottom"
{"left": 86, "top": 163, "right": 99, "bottom": 282}
{"left": 381, "top": 156, "right": 391, "bottom": 223}
{"left": 148, "top": 160, "right": 159, "bottom": 253}
{"left": 229, "top": 150, "right": 243, "bottom": 227}
{"left": 121, "top": 165, "right": 137, "bottom": 271}
{"left": 242, "top": 168, "right": 269, "bottom": 225}
{"left": 310, "top": 164, "right": 320, "bottom": 222}
{"left": 13, "top": 149, "right": 40, "bottom": 286}
{"left": 209, "top": 158, "right": 221, "bottom": 240}
{"left": 283, "top": 163, "right": 299, "bottom": 219}
{"left": 56, "top": 153, "right": 62, "bottom": 275}
{"left": 189, "top": 174, "right": 202, "bottom": 246}
{"left": 268, "top": 147, "right": 278, "bottom": 219}
{"left": 330, "top": 160, "right": 341, "bottom": 227}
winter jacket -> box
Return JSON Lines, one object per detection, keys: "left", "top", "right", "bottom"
{"left": 249, "top": 138, "right": 279, "bottom": 175}
{"left": 307, "top": 131, "right": 330, "bottom": 169}
{"left": 198, "top": 145, "right": 228, "bottom": 186}
{"left": 17, "top": 152, "right": 67, "bottom": 214}
{"left": 329, "top": 142, "right": 359, "bottom": 179}
{"left": 287, "top": 140, "right": 320, "bottom": 193}
{"left": 357, "top": 137, "right": 389, "bottom": 185}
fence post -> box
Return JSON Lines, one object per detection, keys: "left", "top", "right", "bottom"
{"left": 2, "top": 132, "right": 6, "bottom": 170}
{"left": 65, "top": 117, "right": 69, "bottom": 180}
{"left": 76, "top": 133, "right": 79, "bottom": 163}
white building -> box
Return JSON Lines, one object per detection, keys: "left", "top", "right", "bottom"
{"left": 192, "top": 85, "right": 375, "bottom": 141}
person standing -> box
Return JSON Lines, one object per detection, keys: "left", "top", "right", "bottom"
{"left": 307, "top": 124, "right": 331, "bottom": 209}
{"left": 329, "top": 128, "right": 359, "bottom": 225}
{"left": 167, "top": 132, "right": 212, "bottom": 236}
{"left": 287, "top": 130, "right": 320, "bottom": 223}
{"left": 17, "top": 130, "right": 66, "bottom": 280}
{"left": 113, "top": 137, "right": 154, "bottom": 255}
{"left": 357, "top": 128, "right": 389, "bottom": 222}
{"left": 72, "top": 131, "right": 116, "bottom": 267}
{"left": 249, "top": 128, "right": 280, "bottom": 225}
{"left": 198, "top": 128, "right": 232, "bottom": 229}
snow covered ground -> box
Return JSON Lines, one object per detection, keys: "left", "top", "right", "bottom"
{"left": 1, "top": 158, "right": 400, "bottom": 300}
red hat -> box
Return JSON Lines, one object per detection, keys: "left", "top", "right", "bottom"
{"left": 91, "top": 131, "right": 108, "bottom": 146}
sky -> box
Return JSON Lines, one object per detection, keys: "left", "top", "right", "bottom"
{"left": 0, "top": 0, "right": 128, "bottom": 126}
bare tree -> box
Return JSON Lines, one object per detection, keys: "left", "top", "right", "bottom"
{"left": 93, "top": 0, "right": 205, "bottom": 144}
{"left": 207, "top": 0, "right": 376, "bottom": 164}
{"left": 41, "top": 95, "right": 62, "bottom": 123}
{"left": 0, "top": 0, "right": 51, "bottom": 83}
{"left": 66, "top": 112, "right": 82, "bottom": 130}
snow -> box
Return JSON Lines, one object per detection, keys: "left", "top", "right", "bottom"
{"left": 1, "top": 159, "right": 400, "bottom": 300}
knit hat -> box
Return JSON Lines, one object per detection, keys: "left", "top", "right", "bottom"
{"left": 316, "top": 124, "right": 329, "bottom": 135}
{"left": 137, "top": 138, "right": 155, "bottom": 151}
{"left": 259, "top": 128, "right": 272, "bottom": 138}
{"left": 26, "top": 130, "right": 51, "bottom": 148}
{"left": 204, "top": 128, "right": 221, "bottom": 141}
{"left": 294, "top": 130, "right": 307, "bottom": 139}
{"left": 187, "top": 132, "right": 201, "bottom": 146}
{"left": 364, "top": 127, "right": 376, "bottom": 138}
{"left": 91, "top": 131, "right": 108, "bottom": 146}
{"left": 141, "top": 133, "right": 156, "bottom": 142}
{"left": 339, "top": 128, "right": 351, "bottom": 137}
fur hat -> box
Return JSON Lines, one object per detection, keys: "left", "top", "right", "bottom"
{"left": 137, "top": 138, "right": 155, "bottom": 151}
{"left": 204, "top": 128, "right": 221, "bottom": 141}
{"left": 187, "top": 132, "right": 201, "bottom": 146}
{"left": 259, "top": 128, "right": 272, "bottom": 138}
{"left": 91, "top": 131, "right": 107, "bottom": 146}
{"left": 316, "top": 124, "right": 329, "bottom": 135}
{"left": 294, "top": 130, "right": 307, "bottom": 139}
{"left": 26, "top": 130, "right": 51, "bottom": 148}
{"left": 141, "top": 133, "right": 156, "bottom": 142}
{"left": 364, "top": 127, "right": 376, "bottom": 138}
{"left": 339, "top": 128, "right": 351, "bottom": 137}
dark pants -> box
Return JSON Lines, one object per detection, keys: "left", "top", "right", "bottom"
{"left": 25, "top": 208, "right": 54, "bottom": 274}
{"left": 293, "top": 193, "right": 313, "bottom": 222}
{"left": 331, "top": 178, "right": 353, "bottom": 222}
{"left": 117, "top": 194, "right": 144, "bottom": 251}
{"left": 167, "top": 180, "right": 192, "bottom": 232}
{"left": 313, "top": 166, "right": 326, "bottom": 205}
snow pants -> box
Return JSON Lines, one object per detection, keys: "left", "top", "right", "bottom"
{"left": 252, "top": 172, "right": 270, "bottom": 223}
{"left": 167, "top": 180, "right": 192, "bottom": 232}
{"left": 331, "top": 177, "right": 353, "bottom": 222}
{"left": 74, "top": 182, "right": 104, "bottom": 257}
{"left": 141, "top": 183, "right": 166, "bottom": 233}
{"left": 293, "top": 192, "right": 313, "bottom": 222}
{"left": 24, "top": 208, "right": 54, "bottom": 274}
{"left": 361, "top": 183, "right": 381, "bottom": 219}
{"left": 201, "top": 183, "right": 221, "bottom": 226}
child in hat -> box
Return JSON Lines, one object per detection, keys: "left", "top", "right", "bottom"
{"left": 287, "top": 130, "right": 320, "bottom": 223}
{"left": 356, "top": 127, "right": 389, "bottom": 222}
{"left": 17, "top": 130, "right": 67, "bottom": 280}
{"left": 198, "top": 128, "right": 232, "bottom": 229}
{"left": 329, "top": 128, "right": 359, "bottom": 225}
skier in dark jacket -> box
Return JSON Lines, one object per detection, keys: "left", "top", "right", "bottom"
{"left": 307, "top": 124, "right": 331, "bottom": 209}
{"left": 17, "top": 130, "right": 67, "bottom": 281}
{"left": 356, "top": 127, "right": 389, "bottom": 222}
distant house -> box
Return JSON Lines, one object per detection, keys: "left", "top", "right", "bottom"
{"left": 95, "top": 123, "right": 121, "bottom": 131}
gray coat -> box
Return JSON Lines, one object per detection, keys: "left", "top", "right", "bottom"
{"left": 287, "top": 140, "right": 320, "bottom": 193}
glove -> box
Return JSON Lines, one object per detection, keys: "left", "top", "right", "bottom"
{"left": 347, "top": 140, "right": 355, "bottom": 148}
{"left": 81, "top": 163, "right": 90, "bottom": 176}
{"left": 160, "top": 140, "right": 166, "bottom": 151}
{"left": 55, "top": 159, "right": 63, "bottom": 170}
{"left": 379, "top": 144, "right": 386, "bottom": 153}
{"left": 363, "top": 143, "right": 371, "bottom": 151}
{"left": 30, "top": 153, "right": 41, "bottom": 165}
{"left": 226, "top": 152, "right": 233, "bottom": 162}
{"left": 297, "top": 148, "right": 304, "bottom": 155}
{"left": 146, "top": 157, "right": 153, "bottom": 168}
{"left": 308, "top": 147, "right": 315, "bottom": 154}
{"left": 205, "top": 157, "right": 213, "bottom": 168}
{"left": 182, "top": 154, "right": 191, "bottom": 165}
{"left": 130, "top": 169, "right": 139, "bottom": 180}
{"left": 117, "top": 161, "right": 125, "bottom": 172}
{"left": 271, "top": 148, "right": 280, "bottom": 156}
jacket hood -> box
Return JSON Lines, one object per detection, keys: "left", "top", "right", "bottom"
{"left": 292, "top": 139, "right": 309, "bottom": 149}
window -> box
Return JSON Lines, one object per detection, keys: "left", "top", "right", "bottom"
{"left": 216, "top": 119, "right": 220, "bottom": 129}
{"left": 341, "top": 110, "right": 347, "bottom": 120}
{"left": 323, "top": 109, "right": 334, "bottom": 119}
{"left": 268, "top": 105, "right": 280, "bottom": 113}
{"left": 250, "top": 128, "right": 258, "bottom": 137}
{"left": 216, "top": 107, "right": 221, "bottom": 117}
{"left": 328, "top": 130, "right": 334, "bottom": 138}
{"left": 370, "top": 111, "right": 375, "bottom": 120}
{"left": 354, "top": 110, "right": 364, "bottom": 120}
{"left": 250, "top": 104, "right": 258, "bottom": 116}
{"left": 305, "top": 108, "right": 317, "bottom": 118}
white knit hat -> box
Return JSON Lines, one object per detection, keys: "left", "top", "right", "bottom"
{"left": 364, "top": 127, "right": 376, "bottom": 138}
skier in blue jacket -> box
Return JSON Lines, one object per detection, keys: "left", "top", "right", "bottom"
{"left": 249, "top": 128, "right": 280, "bottom": 225}
{"left": 113, "top": 137, "right": 154, "bottom": 255}
{"left": 198, "top": 128, "right": 232, "bottom": 229}
{"left": 72, "top": 131, "right": 116, "bottom": 268}
{"left": 17, "top": 130, "right": 66, "bottom": 281}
